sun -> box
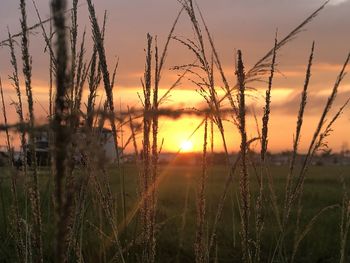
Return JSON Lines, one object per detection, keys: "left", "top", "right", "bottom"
{"left": 180, "top": 140, "right": 194, "bottom": 152}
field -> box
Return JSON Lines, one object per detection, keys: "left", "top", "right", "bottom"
{"left": 1, "top": 164, "right": 349, "bottom": 262}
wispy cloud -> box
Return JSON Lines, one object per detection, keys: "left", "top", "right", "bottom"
{"left": 272, "top": 89, "right": 350, "bottom": 115}
{"left": 329, "top": 0, "right": 349, "bottom": 6}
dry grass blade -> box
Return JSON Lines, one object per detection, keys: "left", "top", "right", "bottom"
{"left": 218, "top": 1, "right": 329, "bottom": 104}
{"left": 236, "top": 50, "right": 251, "bottom": 263}
{"left": 31, "top": 0, "right": 57, "bottom": 68}
{"left": 179, "top": 0, "right": 230, "bottom": 161}
{"left": 194, "top": 116, "right": 208, "bottom": 263}
{"left": 291, "top": 205, "right": 338, "bottom": 262}
{"left": 86, "top": 0, "right": 120, "bottom": 165}
{"left": 140, "top": 33, "right": 154, "bottom": 262}
{"left": 340, "top": 176, "right": 350, "bottom": 263}
{"left": 291, "top": 52, "right": 350, "bottom": 205}
{"left": 284, "top": 42, "right": 315, "bottom": 224}
{"left": 1, "top": 77, "right": 26, "bottom": 262}
{"left": 255, "top": 36, "right": 277, "bottom": 258}
{"left": 208, "top": 153, "right": 241, "bottom": 256}
{"left": 247, "top": 1, "right": 329, "bottom": 80}
{"left": 0, "top": 4, "right": 81, "bottom": 47}
{"left": 19, "top": 0, "right": 43, "bottom": 261}
{"left": 0, "top": 78, "right": 12, "bottom": 162}
{"left": 7, "top": 29, "right": 24, "bottom": 123}
{"left": 194, "top": 2, "right": 237, "bottom": 114}
{"left": 50, "top": 0, "right": 75, "bottom": 262}
{"left": 261, "top": 37, "right": 277, "bottom": 161}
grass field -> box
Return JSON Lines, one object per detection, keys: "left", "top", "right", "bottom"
{"left": 0, "top": 163, "right": 349, "bottom": 262}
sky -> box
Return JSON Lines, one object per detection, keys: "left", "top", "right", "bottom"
{"left": 0, "top": 0, "right": 350, "bottom": 153}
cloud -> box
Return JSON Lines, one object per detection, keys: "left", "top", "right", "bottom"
{"left": 329, "top": 0, "right": 349, "bottom": 5}
{"left": 272, "top": 90, "right": 350, "bottom": 116}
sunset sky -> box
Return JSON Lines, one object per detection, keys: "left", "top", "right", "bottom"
{"left": 0, "top": 0, "right": 350, "bottom": 153}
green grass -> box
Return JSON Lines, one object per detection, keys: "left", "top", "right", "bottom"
{"left": 0, "top": 164, "right": 349, "bottom": 262}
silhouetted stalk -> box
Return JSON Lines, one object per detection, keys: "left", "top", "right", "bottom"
{"left": 20, "top": 0, "right": 43, "bottom": 261}
{"left": 70, "top": 0, "right": 78, "bottom": 110}
{"left": 339, "top": 177, "right": 350, "bottom": 263}
{"left": 49, "top": 17, "right": 54, "bottom": 119}
{"left": 141, "top": 33, "right": 153, "bottom": 262}
{"left": 176, "top": 178, "right": 190, "bottom": 263}
{"left": 254, "top": 37, "right": 277, "bottom": 262}
{"left": 208, "top": 154, "right": 241, "bottom": 255}
{"left": 149, "top": 14, "right": 183, "bottom": 248}
{"left": 128, "top": 107, "right": 140, "bottom": 163}
{"left": 236, "top": 50, "right": 251, "bottom": 263}
{"left": 86, "top": 46, "right": 100, "bottom": 129}
{"left": 0, "top": 77, "right": 12, "bottom": 224}
{"left": 150, "top": 40, "right": 160, "bottom": 262}
{"left": 179, "top": 0, "right": 230, "bottom": 161}
{"left": 65, "top": 31, "right": 89, "bottom": 262}
{"left": 194, "top": 116, "right": 208, "bottom": 263}
{"left": 195, "top": 3, "right": 237, "bottom": 115}
{"left": 51, "top": 0, "right": 75, "bottom": 261}
{"left": 73, "top": 30, "right": 88, "bottom": 118}
{"left": 284, "top": 42, "right": 315, "bottom": 226}
{"left": 83, "top": 7, "right": 125, "bottom": 259}
{"left": 0, "top": 80, "right": 12, "bottom": 164}
{"left": 7, "top": 29, "right": 24, "bottom": 125}
{"left": 261, "top": 37, "right": 277, "bottom": 161}
{"left": 31, "top": 0, "right": 57, "bottom": 69}
{"left": 218, "top": 1, "right": 329, "bottom": 105}
{"left": 290, "top": 205, "right": 338, "bottom": 263}
{"left": 0, "top": 4, "right": 76, "bottom": 47}
{"left": 290, "top": 52, "right": 350, "bottom": 214}
{"left": 86, "top": 13, "right": 107, "bottom": 130}
{"left": 86, "top": 0, "right": 120, "bottom": 165}
{"left": 7, "top": 28, "right": 29, "bottom": 262}
{"left": 89, "top": 165, "right": 125, "bottom": 263}
{"left": 278, "top": 52, "right": 349, "bottom": 263}
{"left": 1, "top": 77, "right": 25, "bottom": 262}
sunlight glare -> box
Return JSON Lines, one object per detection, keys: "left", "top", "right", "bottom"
{"left": 180, "top": 140, "right": 194, "bottom": 152}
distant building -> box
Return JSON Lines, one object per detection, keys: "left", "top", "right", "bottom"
{"left": 99, "top": 128, "right": 122, "bottom": 163}
{"left": 25, "top": 127, "right": 122, "bottom": 166}
{"left": 27, "top": 130, "right": 50, "bottom": 166}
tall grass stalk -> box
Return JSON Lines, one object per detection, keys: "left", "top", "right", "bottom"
{"left": 218, "top": 1, "right": 329, "bottom": 105}
{"left": 0, "top": 78, "right": 12, "bottom": 166}
{"left": 31, "top": 0, "right": 57, "bottom": 69}
{"left": 140, "top": 33, "right": 153, "bottom": 262}
{"left": 179, "top": 0, "right": 230, "bottom": 159}
{"left": 176, "top": 178, "right": 191, "bottom": 263}
{"left": 236, "top": 50, "right": 251, "bottom": 263}
{"left": 254, "top": 36, "right": 278, "bottom": 263}
{"left": 284, "top": 42, "right": 315, "bottom": 226}
{"left": 7, "top": 27, "right": 29, "bottom": 262}
{"left": 20, "top": 0, "right": 43, "bottom": 261}
{"left": 194, "top": 116, "right": 208, "bottom": 263}
{"left": 51, "top": 0, "right": 75, "bottom": 261}
{"left": 1, "top": 77, "right": 26, "bottom": 262}
{"left": 289, "top": 52, "right": 350, "bottom": 215}
{"left": 70, "top": 0, "right": 79, "bottom": 109}
{"left": 86, "top": 0, "right": 120, "bottom": 165}
{"left": 340, "top": 177, "right": 350, "bottom": 263}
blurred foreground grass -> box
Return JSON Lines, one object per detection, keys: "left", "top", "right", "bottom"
{"left": 0, "top": 164, "right": 349, "bottom": 262}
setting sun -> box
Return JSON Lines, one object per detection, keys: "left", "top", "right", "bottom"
{"left": 180, "top": 140, "right": 194, "bottom": 152}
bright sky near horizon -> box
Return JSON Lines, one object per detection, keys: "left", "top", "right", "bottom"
{"left": 0, "top": 0, "right": 349, "bottom": 153}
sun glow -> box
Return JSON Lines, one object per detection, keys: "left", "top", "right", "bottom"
{"left": 180, "top": 140, "right": 194, "bottom": 152}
